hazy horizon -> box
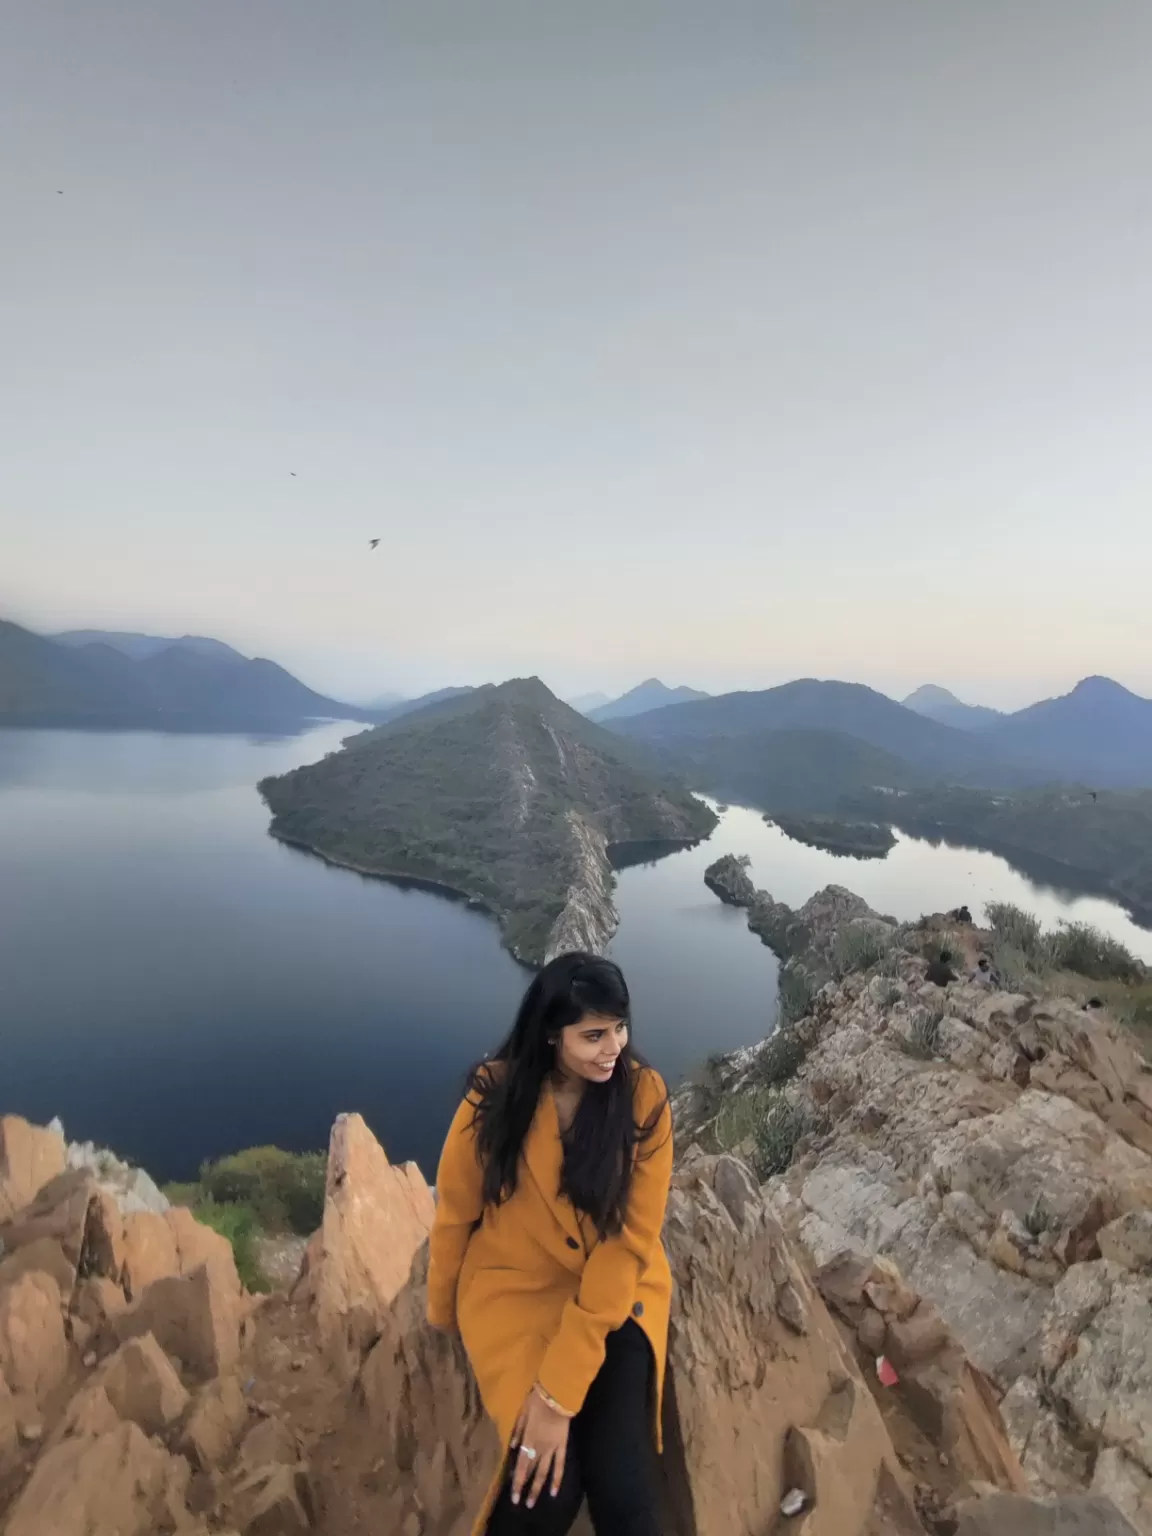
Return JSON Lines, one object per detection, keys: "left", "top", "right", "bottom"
{"left": 4, "top": 3, "right": 1150, "bottom": 708}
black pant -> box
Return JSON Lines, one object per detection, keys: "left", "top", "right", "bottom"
{"left": 486, "top": 1319, "right": 661, "bottom": 1536}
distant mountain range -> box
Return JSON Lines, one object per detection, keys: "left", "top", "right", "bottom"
{"left": 902, "top": 684, "right": 1003, "bottom": 732}
{"left": 260, "top": 678, "right": 716, "bottom": 962}
{"left": 567, "top": 691, "right": 612, "bottom": 715}
{"left": 0, "top": 620, "right": 373, "bottom": 731}
{"left": 589, "top": 678, "right": 709, "bottom": 723}
{"left": 51, "top": 630, "right": 249, "bottom": 666}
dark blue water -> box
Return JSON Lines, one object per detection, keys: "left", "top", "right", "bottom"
{"left": 0, "top": 725, "right": 778, "bottom": 1182}
{"left": 3, "top": 726, "right": 1147, "bottom": 1184}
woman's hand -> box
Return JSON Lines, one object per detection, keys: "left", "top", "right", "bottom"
{"left": 509, "top": 1387, "right": 571, "bottom": 1509}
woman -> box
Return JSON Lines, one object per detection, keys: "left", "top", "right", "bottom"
{"left": 427, "top": 952, "right": 673, "bottom": 1535}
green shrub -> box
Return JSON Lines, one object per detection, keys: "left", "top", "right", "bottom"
{"left": 198, "top": 1146, "right": 327, "bottom": 1235}
{"left": 712, "top": 1087, "right": 774, "bottom": 1155}
{"left": 191, "top": 1200, "right": 270, "bottom": 1292}
{"left": 778, "top": 965, "right": 816, "bottom": 1025}
{"left": 752, "top": 1026, "right": 809, "bottom": 1088}
{"left": 906, "top": 1003, "right": 944, "bottom": 1060}
{"left": 985, "top": 903, "right": 1045, "bottom": 963}
{"left": 992, "top": 941, "right": 1037, "bottom": 992}
{"left": 752, "top": 1096, "right": 811, "bottom": 1180}
{"left": 1043, "top": 921, "right": 1142, "bottom": 983}
{"left": 833, "top": 926, "right": 893, "bottom": 978}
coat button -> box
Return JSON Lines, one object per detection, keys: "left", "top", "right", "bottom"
{"left": 566, "top": 1237, "right": 580, "bottom": 1250}
{"left": 632, "top": 1301, "right": 644, "bottom": 1318}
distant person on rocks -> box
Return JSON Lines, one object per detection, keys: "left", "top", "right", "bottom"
{"left": 951, "top": 905, "right": 973, "bottom": 925}
{"left": 926, "top": 948, "right": 959, "bottom": 987}
{"left": 428, "top": 953, "right": 673, "bottom": 1536}
{"left": 971, "top": 956, "right": 996, "bottom": 988}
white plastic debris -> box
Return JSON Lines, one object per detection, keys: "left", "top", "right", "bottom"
{"left": 781, "top": 1488, "right": 808, "bottom": 1518}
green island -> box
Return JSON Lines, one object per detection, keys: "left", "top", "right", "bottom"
{"left": 767, "top": 813, "right": 896, "bottom": 859}
{"left": 258, "top": 677, "right": 716, "bottom": 964}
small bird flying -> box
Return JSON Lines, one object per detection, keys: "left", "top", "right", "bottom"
{"left": 369, "top": 538, "right": 380, "bottom": 550}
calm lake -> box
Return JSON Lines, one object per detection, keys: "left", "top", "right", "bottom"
{"left": 3, "top": 724, "right": 1150, "bottom": 1184}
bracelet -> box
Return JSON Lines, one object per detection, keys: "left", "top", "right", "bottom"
{"left": 533, "top": 1382, "right": 576, "bottom": 1418}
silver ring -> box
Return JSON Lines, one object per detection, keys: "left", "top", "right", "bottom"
{"left": 518, "top": 1446, "right": 538, "bottom": 1461}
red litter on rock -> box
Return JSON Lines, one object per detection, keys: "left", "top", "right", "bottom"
{"left": 876, "top": 1355, "right": 900, "bottom": 1387}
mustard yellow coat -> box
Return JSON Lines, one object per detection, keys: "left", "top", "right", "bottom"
{"left": 427, "top": 1066, "right": 674, "bottom": 1533}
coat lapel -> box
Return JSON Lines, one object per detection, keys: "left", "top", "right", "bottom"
{"left": 521, "top": 1082, "right": 584, "bottom": 1250}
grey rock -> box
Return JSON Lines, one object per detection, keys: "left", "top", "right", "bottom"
{"left": 1098, "top": 1211, "right": 1152, "bottom": 1273}
{"left": 956, "top": 1493, "right": 1138, "bottom": 1536}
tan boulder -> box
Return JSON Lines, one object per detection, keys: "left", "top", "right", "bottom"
{"left": 81, "top": 1188, "right": 127, "bottom": 1282}
{"left": 166, "top": 1205, "right": 242, "bottom": 1296}
{"left": 179, "top": 1373, "right": 250, "bottom": 1470}
{"left": 89, "top": 1332, "right": 189, "bottom": 1435}
{"left": 72, "top": 1273, "right": 127, "bottom": 1333}
{"left": 120, "top": 1207, "right": 242, "bottom": 1303}
{"left": 4, "top": 1419, "right": 194, "bottom": 1536}
{"left": 112, "top": 1261, "right": 240, "bottom": 1381}
{"left": 0, "top": 1271, "right": 68, "bottom": 1404}
{"left": 0, "top": 1235, "right": 75, "bottom": 1300}
{"left": 121, "top": 1208, "right": 182, "bottom": 1298}
{"left": 310, "top": 1112, "right": 435, "bottom": 1373}
{"left": 0, "top": 1115, "right": 66, "bottom": 1221}
{"left": 0, "top": 1169, "right": 94, "bottom": 1274}
{"left": 51, "top": 1380, "right": 123, "bottom": 1445}
{"left": 226, "top": 1461, "right": 314, "bottom": 1535}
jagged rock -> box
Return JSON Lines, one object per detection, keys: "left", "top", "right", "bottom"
{"left": 693, "top": 894, "right": 1152, "bottom": 1526}
{"left": 0, "top": 1367, "right": 17, "bottom": 1462}
{"left": 227, "top": 1461, "right": 314, "bottom": 1535}
{"left": 65, "top": 1139, "right": 170, "bottom": 1215}
{"left": 0, "top": 1235, "right": 76, "bottom": 1299}
{"left": 354, "top": 1244, "right": 501, "bottom": 1534}
{"left": 703, "top": 854, "right": 757, "bottom": 908}
{"left": 121, "top": 1209, "right": 182, "bottom": 1297}
{"left": 236, "top": 1414, "right": 304, "bottom": 1472}
{"left": 73, "top": 1273, "right": 127, "bottom": 1333}
{"left": 0, "top": 1168, "right": 95, "bottom": 1272}
{"left": 0, "top": 1271, "right": 68, "bottom": 1405}
{"left": 82, "top": 1187, "right": 128, "bottom": 1282}
{"left": 661, "top": 1160, "right": 923, "bottom": 1534}
{"left": 1098, "top": 1210, "right": 1152, "bottom": 1273}
{"left": 306, "top": 1113, "right": 435, "bottom": 1375}
{"left": 118, "top": 1205, "right": 241, "bottom": 1302}
{"left": 701, "top": 866, "right": 897, "bottom": 985}
{"left": 180, "top": 1373, "right": 250, "bottom": 1470}
{"left": 0, "top": 1115, "right": 66, "bottom": 1222}
{"left": 85, "top": 1332, "right": 189, "bottom": 1436}
{"left": 954, "top": 1492, "right": 1140, "bottom": 1536}
{"left": 111, "top": 1261, "right": 241, "bottom": 1381}
{"left": 1000, "top": 1376, "right": 1092, "bottom": 1494}
{"left": 4, "top": 1419, "right": 194, "bottom": 1536}
{"left": 1053, "top": 1270, "right": 1152, "bottom": 1479}
{"left": 1093, "top": 1447, "right": 1152, "bottom": 1532}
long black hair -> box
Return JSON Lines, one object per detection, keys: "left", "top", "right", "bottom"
{"left": 465, "top": 952, "right": 666, "bottom": 1237}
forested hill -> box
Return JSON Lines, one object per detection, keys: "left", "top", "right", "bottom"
{"left": 258, "top": 677, "right": 717, "bottom": 962}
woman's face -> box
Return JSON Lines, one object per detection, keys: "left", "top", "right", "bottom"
{"left": 556, "top": 1012, "right": 628, "bottom": 1086}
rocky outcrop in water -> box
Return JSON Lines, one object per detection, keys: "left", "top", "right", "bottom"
{"left": 691, "top": 870, "right": 1152, "bottom": 1532}
{"left": 704, "top": 855, "right": 899, "bottom": 984}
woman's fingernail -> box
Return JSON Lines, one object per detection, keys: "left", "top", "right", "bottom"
{"left": 511, "top": 1494, "right": 519, "bottom": 1506}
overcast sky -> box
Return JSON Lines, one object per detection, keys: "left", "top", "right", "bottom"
{"left": 2, "top": 2, "right": 1150, "bottom": 706}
